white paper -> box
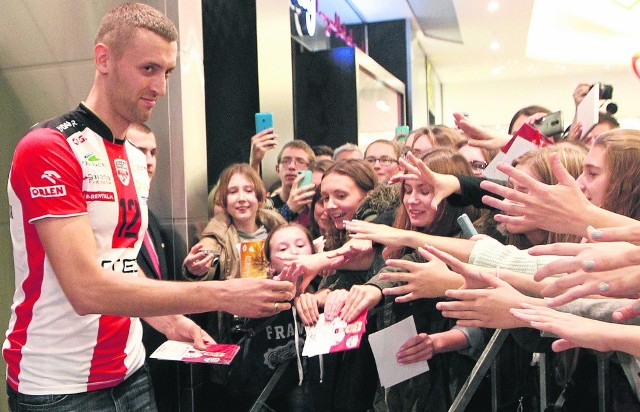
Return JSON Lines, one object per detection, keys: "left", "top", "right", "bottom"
{"left": 368, "top": 316, "right": 429, "bottom": 388}
{"left": 576, "top": 84, "right": 600, "bottom": 140}
{"left": 150, "top": 340, "right": 193, "bottom": 360}
{"left": 483, "top": 136, "right": 539, "bottom": 181}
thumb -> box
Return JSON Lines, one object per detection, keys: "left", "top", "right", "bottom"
{"left": 192, "top": 329, "right": 207, "bottom": 350}
{"left": 479, "top": 271, "right": 507, "bottom": 288}
{"left": 551, "top": 338, "right": 577, "bottom": 353}
{"left": 612, "top": 300, "right": 640, "bottom": 322}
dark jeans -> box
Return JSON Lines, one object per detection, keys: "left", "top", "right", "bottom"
{"left": 7, "top": 364, "right": 157, "bottom": 412}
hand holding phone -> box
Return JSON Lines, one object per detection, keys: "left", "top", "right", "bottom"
{"left": 297, "top": 170, "right": 313, "bottom": 189}
{"left": 255, "top": 112, "right": 273, "bottom": 134}
{"left": 251, "top": 113, "right": 277, "bottom": 165}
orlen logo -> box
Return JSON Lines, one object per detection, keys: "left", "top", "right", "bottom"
{"left": 41, "top": 170, "right": 61, "bottom": 184}
{"left": 31, "top": 185, "right": 67, "bottom": 198}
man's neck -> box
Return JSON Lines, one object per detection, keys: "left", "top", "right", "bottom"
{"left": 281, "top": 185, "right": 292, "bottom": 202}
{"left": 84, "top": 88, "right": 128, "bottom": 142}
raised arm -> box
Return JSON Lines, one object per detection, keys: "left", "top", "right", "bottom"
{"left": 345, "top": 219, "right": 476, "bottom": 263}
{"left": 249, "top": 128, "right": 278, "bottom": 173}
{"left": 481, "top": 154, "right": 636, "bottom": 237}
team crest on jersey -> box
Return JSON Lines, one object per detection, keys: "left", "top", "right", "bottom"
{"left": 114, "top": 159, "right": 130, "bottom": 186}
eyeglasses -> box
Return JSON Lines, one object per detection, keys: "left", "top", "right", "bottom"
{"left": 279, "top": 157, "right": 310, "bottom": 168}
{"left": 469, "top": 160, "right": 488, "bottom": 171}
{"left": 401, "top": 148, "right": 424, "bottom": 158}
{"left": 365, "top": 156, "right": 398, "bottom": 166}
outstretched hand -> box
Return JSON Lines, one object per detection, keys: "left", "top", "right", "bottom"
{"left": 480, "top": 153, "right": 592, "bottom": 237}
{"left": 380, "top": 247, "right": 464, "bottom": 302}
{"left": 221, "top": 278, "right": 295, "bottom": 318}
{"left": 511, "top": 303, "right": 614, "bottom": 353}
{"left": 423, "top": 245, "right": 494, "bottom": 290}
{"left": 345, "top": 219, "right": 416, "bottom": 250}
{"left": 436, "top": 274, "right": 536, "bottom": 329}
{"left": 536, "top": 264, "right": 640, "bottom": 307}
{"left": 530, "top": 241, "right": 639, "bottom": 281}
{"left": 326, "top": 238, "right": 373, "bottom": 263}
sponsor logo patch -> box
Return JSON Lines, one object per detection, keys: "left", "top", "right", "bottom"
{"left": 83, "top": 191, "right": 115, "bottom": 201}
{"left": 114, "top": 159, "right": 130, "bottom": 186}
{"left": 84, "top": 153, "right": 102, "bottom": 162}
{"left": 30, "top": 185, "right": 67, "bottom": 198}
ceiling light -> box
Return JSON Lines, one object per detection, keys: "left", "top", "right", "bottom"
{"left": 488, "top": 1, "right": 500, "bottom": 12}
{"left": 490, "top": 40, "right": 501, "bottom": 50}
{"left": 491, "top": 66, "right": 504, "bottom": 76}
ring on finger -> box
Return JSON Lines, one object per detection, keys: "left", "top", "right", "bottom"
{"left": 274, "top": 302, "right": 279, "bottom": 314}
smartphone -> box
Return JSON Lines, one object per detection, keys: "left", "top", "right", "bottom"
{"left": 457, "top": 213, "right": 478, "bottom": 239}
{"left": 535, "top": 111, "right": 563, "bottom": 137}
{"left": 297, "top": 170, "right": 313, "bottom": 188}
{"left": 255, "top": 112, "right": 273, "bottom": 134}
{"left": 395, "top": 125, "right": 410, "bottom": 142}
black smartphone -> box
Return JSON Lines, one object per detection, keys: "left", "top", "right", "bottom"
{"left": 255, "top": 112, "right": 273, "bottom": 134}
{"left": 535, "top": 111, "right": 563, "bottom": 137}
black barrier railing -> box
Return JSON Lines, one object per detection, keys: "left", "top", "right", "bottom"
{"left": 448, "top": 330, "right": 611, "bottom": 412}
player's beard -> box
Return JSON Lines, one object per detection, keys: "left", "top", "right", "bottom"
{"left": 110, "top": 70, "right": 153, "bottom": 125}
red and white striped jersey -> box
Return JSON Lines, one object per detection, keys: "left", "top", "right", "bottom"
{"left": 3, "top": 104, "right": 150, "bottom": 395}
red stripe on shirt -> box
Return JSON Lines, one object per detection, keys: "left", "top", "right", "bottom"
{"left": 87, "top": 314, "right": 131, "bottom": 390}
{"left": 3, "top": 214, "right": 46, "bottom": 391}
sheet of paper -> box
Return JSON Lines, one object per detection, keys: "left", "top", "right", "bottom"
{"left": 368, "top": 316, "right": 429, "bottom": 388}
{"left": 576, "top": 84, "right": 600, "bottom": 140}
{"left": 150, "top": 340, "right": 240, "bottom": 365}
{"left": 483, "top": 136, "right": 538, "bottom": 181}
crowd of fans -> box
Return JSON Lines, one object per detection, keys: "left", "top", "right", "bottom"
{"left": 175, "top": 84, "right": 640, "bottom": 411}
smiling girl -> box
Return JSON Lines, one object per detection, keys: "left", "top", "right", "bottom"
{"left": 182, "top": 163, "right": 284, "bottom": 282}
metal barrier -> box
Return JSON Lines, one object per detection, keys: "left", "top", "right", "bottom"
{"left": 449, "top": 330, "right": 611, "bottom": 412}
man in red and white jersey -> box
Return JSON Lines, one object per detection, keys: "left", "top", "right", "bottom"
{"left": 3, "top": 3, "right": 295, "bottom": 411}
